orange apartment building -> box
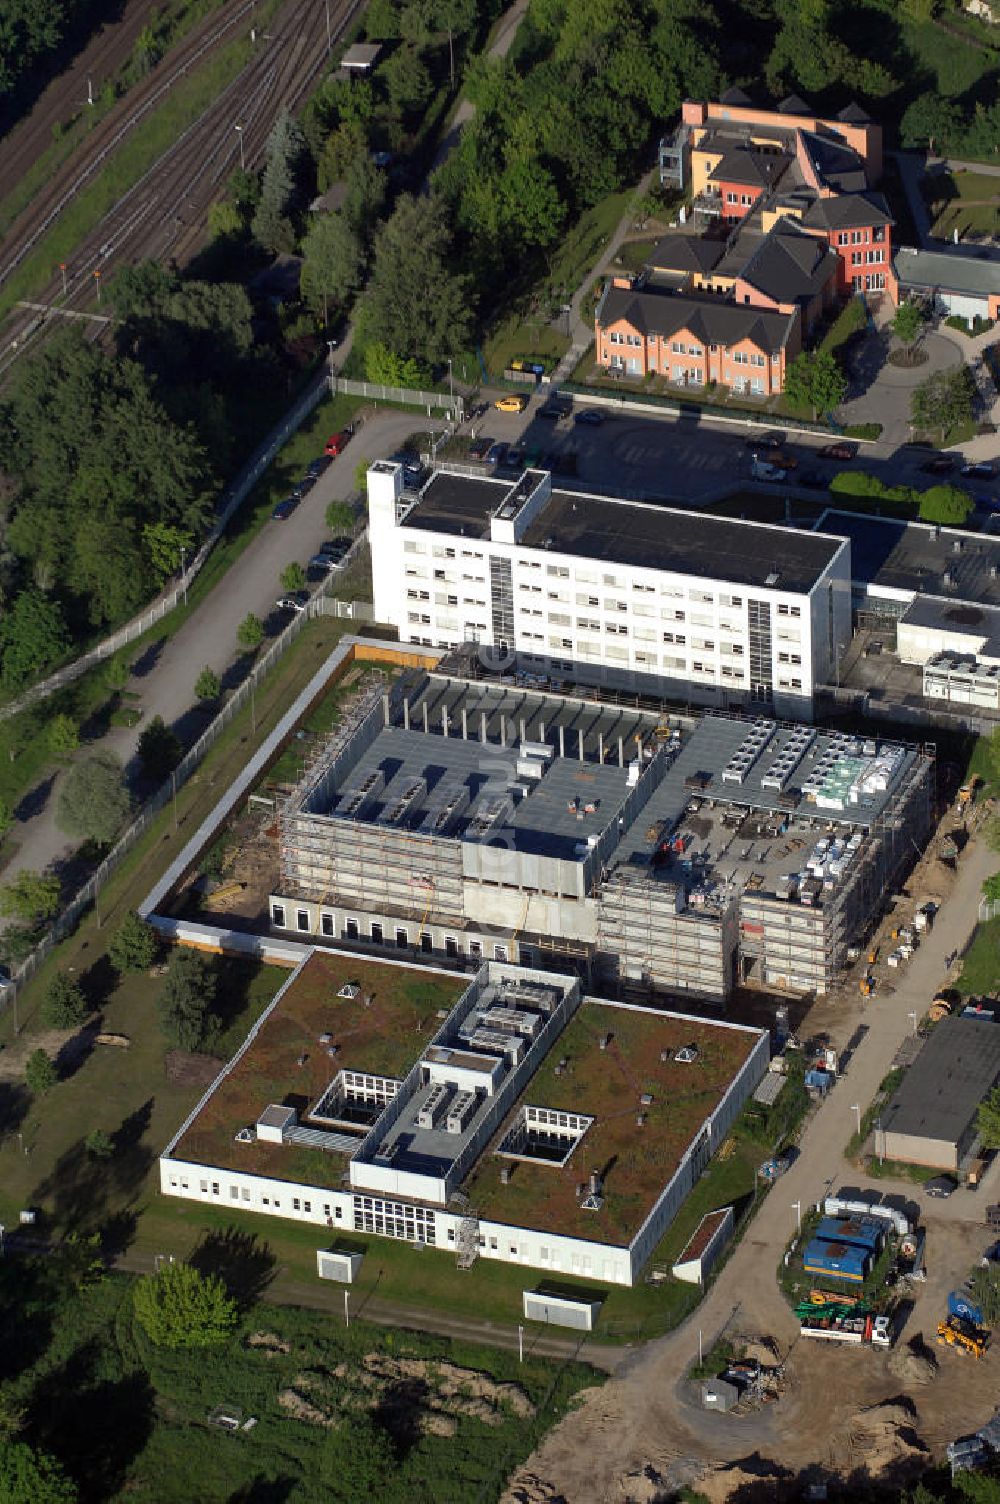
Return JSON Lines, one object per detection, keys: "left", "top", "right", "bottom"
{"left": 594, "top": 90, "right": 896, "bottom": 396}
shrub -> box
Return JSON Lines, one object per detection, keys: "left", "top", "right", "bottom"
{"left": 108, "top": 912, "right": 157, "bottom": 973}
{"left": 56, "top": 752, "right": 131, "bottom": 846}
{"left": 41, "top": 972, "right": 87, "bottom": 1030}
{"left": 136, "top": 715, "right": 182, "bottom": 782}
{"left": 194, "top": 667, "right": 221, "bottom": 701}
{"left": 25, "top": 1050, "right": 57, "bottom": 1095}
{"left": 158, "top": 949, "right": 218, "bottom": 1052}
{"left": 84, "top": 1129, "right": 114, "bottom": 1160}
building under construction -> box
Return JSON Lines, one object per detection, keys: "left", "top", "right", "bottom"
{"left": 270, "top": 673, "right": 935, "bottom": 1003}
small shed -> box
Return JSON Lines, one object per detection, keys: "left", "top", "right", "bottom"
{"left": 317, "top": 1247, "right": 364, "bottom": 1283}
{"left": 523, "top": 1288, "right": 603, "bottom": 1331}
{"left": 672, "top": 1205, "right": 735, "bottom": 1285}
{"left": 340, "top": 42, "right": 382, "bottom": 73}
{"left": 701, "top": 1377, "right": 739, "bottom": 1412}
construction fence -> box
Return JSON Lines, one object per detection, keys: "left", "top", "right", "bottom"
{"left": 331, "top": 375, "right": 463, "bottom": 420}
{"left": 1, "top": 591, "right": 370, "bottom": 1023}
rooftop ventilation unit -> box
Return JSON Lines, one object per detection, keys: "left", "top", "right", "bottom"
{"left": 761, "top": 726, "right": 816, "bottom": 791}
{"left": 722, "top": 719, "right": 775, "bottom": 785}
{"left": 446, "top": 1090, "right": 479, "bottom": 1135}
{"left": 382, "top": 777, "right": 426, "bottom": 825}
{"left": 459, "top": 1026, "right": 525, "bottom": 1064}
{"left": 417, "top": 1081, "right": 452, "bottom": 1130}
{"left": 476, "top": 1005, "right": 541, "bottom": 1039}
{"left": 422, "top": 783, "right": 470, "bottom": 835}
{"left": 466, "top": 795, "right": 511, "bottom": 839}
{"left": 337, "top": 768, "right": 386, "bottom": 818}
{"left": 674, "top": 1044, "right": 700, "bottom": 1063}
{"left": 337, "top": 983, "right": 360, "bottom": 1000}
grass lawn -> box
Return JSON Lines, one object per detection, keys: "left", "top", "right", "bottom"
{"left": 956, "top": 916, "right": 1000, "bottom": 995}
{"left": 900, "top": 15, "right": 998, "bottom": 99}
{"left": 615, "top": 237, "right": 657, "bottom": 272}
{"left": 0, "top": 1264, "right": 598, "bottom": 1504}
{"left": 480, "top": 318, "right": 570, "bottom": 380}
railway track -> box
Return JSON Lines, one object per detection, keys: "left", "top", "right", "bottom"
{"left": 0, "top": 0, "right": 360, "bottom": 381}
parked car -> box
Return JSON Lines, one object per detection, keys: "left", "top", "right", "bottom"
{"left": 296, "top": 474, "right": 316, "bottom": 497}
{"left": 770, "top": 449, "right": 799, "bottom": 470}
{"left": 324, "top": 430, "right": 351, "bottom": 457}
{"left": 539, "top": 394, "right": 572, "bottom": 420}
{"left": 962, "top": 461, "right": 997, "bottom": 480}
{"left": 390, "top": 449, "right": 424, "bottom": 485}
{"left": 504, "top": 445, "right": 527, "bottom": 470}
{"left": 920, "top": 457, "right": 955, "bottom": 475}
{"left": 750, "top": 457, "right": 788, "bottom": 483}
{"left": 468, "top": 436, "right": 495, "bottom": 460}
{"left": 485, "top": 441, "right": 509, "bottom": 467}
{"left": 574, "top": 408, "right": 605, "bottom": 427}
{"left": 925, "top": 1175, "right": 958, "bottom": 1199}
{"left": 799, "top": 469, "right": 828, "bottom": 490}
{"left": 305, "top": 456, "right": 332, "bottom": 480}
{"left": 745, "top": 430, "right": 785, "bottom": 450}
{"left": 495, "top": 393, "right": 529, "bottom": 413}
{"left": 276, "top": 592, "right": 309, "bottom": 613}
{"left": 818, "top": 441, "right": 857, "bottom": 461}
{"left": 272, "top": 495, "right": 299, "bottom": 521}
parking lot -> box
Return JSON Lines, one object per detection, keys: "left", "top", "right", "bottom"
{"left": 465, "top": 388, "right": 999, "bottom": 510}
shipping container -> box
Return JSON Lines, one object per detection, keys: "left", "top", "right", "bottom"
{"left": 803, "top": 1239, "right": 870, "bottom": 1282}
{"left": 816, "top": 1216, "right": 884, "bottom": 1253}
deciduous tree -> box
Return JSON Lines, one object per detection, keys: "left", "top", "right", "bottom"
{"left": 56, "top": 752, "right": 131, "bottom": 846}
{"left": 300, "top": 214, "right": 364, "bottom": 323}
{"left": 365, "top": 195, "right": 473, "bottom": 365}
{"left": 194, "top": 667, "right": 221, "bottom": 702}
{"left": 133, "top": 1260, "right": 237, "bottom": 1348}
{"left": 893, "top": 300, "right": 927, "bottom": 347}
{"left": 0, "top": 590, "right": 69, "bottom": 690}
{"left": 280, "top": 562, "right": 307, "bottom": 594}
{"left": 0, "top": 1441, "right": 76, "bottom": 1504}
{"left": 0, "top": 870, "right": 60, "bottom": 924}
{"left": 917, "top": 484, "right": 973, "bottom": 526}
{"left": 136, "top": 715, "right": 182, "bottom": 783}
{"left": 978, "top": 1084, "right": 1000, "bottom": 1149}
{"left": 237, "top": 613, "right": 265, "bottom": 650}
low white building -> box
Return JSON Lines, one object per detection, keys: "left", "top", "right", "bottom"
{"left": 159, "top": 948, "right": 769, "bottom": 1288}
{"left": 368, "top": 461, "right": 852, "bottom": 720}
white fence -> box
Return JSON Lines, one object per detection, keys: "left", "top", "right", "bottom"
{"left": 0, "top": 369, "right": 331, "bottom": 722}
{"left": 1, "top": 591, "right": 361, "bottom": 1018}
{"left": 332, "top": 374, "right": 463, "bottom": 420}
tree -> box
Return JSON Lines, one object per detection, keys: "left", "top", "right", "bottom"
{"left": 300, "top": 214, "right": 364, "bottom": 324}
{"left": 158, "top": 948, "right": 218, "bottom": 1051}
{"left": 133, "top": 1260, "right": 237, "bottom": 1348}
{"left": 56, "top": 752, "right": 131, "bottom": 846}
{"left": 363, "top": 341, "right": 427, "bottom": 388}
{"left": 41, "top": 972, "right": 87, "bottom": 1030}
{"left": 0, "top": 870, "right": 60, "bottom": 924}
{"left": 109, "top": 911, "right": 158, "bottom": 973}
{"left": 320, "top": 1411, "right": 395, "bottom": 1499}
{"left": 57, "top": 1231, "right": 105, "bottom": 1291}
{"left": 893, "top": 300, "right": 927, "bottom": 347}
{"left": 912, "top": 366, "right": 978, "bottom": 443}
{"left": 0, "top": 800, "right": 12, "bottom": 841}
{"left": 237, "top": 613, "right": 264, "bottom": 651}
{"left": 252, "top": 109, "right": 306, "bottom": 251}
{"left": 280, "top": 562, "right": 307, "bottom": 593}
{"left": 382, "top": 44, "right": 433, "bottom": 116}
{"left": 783, "top": 350, "right": 847, "bottom": 421}
{"left": 325, "top": 499, "right": 355, "bottom": 533}
{"left": 143, "top": 522, "right": 194, "bottom": 585}
{"left": 918, "top": 484, "right": 973, "bottom": 526}
{"left": 46, "top": 714, "right": 79, "bottom": 756}
{"left": 85, "top": 1128, "right": 114, "bottom": 1160}
{"left": 194, "top": 667, "right": 221, "bottom": 701}
{"left": 0, "top": 1441, "right": 77, "bottom": 1504}
{"left": 364, "top": 194, "right": 474, "bottom": 364}
{"left": 25, "top": 1049, "right": 57, "bottom": 1095}
{"left": 136, "top": 715, "right": 182, "bottom": 783}
{"left": 978, "top": 1084, "right": 1000, "bottom": 1149}
{"left": 0, "top": 590, "right": 69, "bottom": 690}
{"left": 983, "top": 873, "right": 1000, "bottom": 903}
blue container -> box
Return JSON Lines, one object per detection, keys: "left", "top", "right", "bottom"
{"left": 816, "top": 1216, "right": 883, "bottom": 1253}
{"left": 802, "top": 1239, "right": 869, "bottom": 1282}
{"left": 948, "top": 1290, "right": 985, "bottom": 1328}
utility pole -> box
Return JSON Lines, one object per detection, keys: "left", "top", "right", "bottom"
{"left": 59, "top": 262, "right": 68, "bottom": 297}
{"left": 234, "top": 123, "right": 245, "bottom": 171}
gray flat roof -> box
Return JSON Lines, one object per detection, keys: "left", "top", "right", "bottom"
{"left": 610, "top": 715, "right": 917, "bottom": 875}
{"left": 406, "top": 471, "right": 845, "bottom": 593}
{"left": 881, "top": 1016, "right": 1000, "bottom": 1146}
{"left": 521, "top": 490, "right": 843, "bottom": 592}
{"left": 817, "top": 509, "right": 1000, "bottom": 609}
{"left": 895, "top": 245, "right": 1000, "bottom": 299}
{"left": 902, "top": 595, "right": 1000, "bottom": 637}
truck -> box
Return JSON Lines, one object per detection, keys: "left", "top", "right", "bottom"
{"left": 796, "top": 1304, "right": 891, "bottom": 1347}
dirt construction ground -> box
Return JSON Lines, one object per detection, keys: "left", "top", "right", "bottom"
{"left": 503, "top": 805, "right": 1000, "bottom": 1503}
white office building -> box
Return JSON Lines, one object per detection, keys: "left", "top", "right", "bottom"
{"left": 368, "top": 461, "right": 852, "bottom": 719}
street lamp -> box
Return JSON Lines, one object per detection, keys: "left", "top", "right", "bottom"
{"left": 324, "top": 0, "right": 331, "bottom": 51}
{"left": 234, "top": 123, "right": 245, "bottom": 171}
{"left": 179, "top": 544, "right": 187, "bottom": 605}
{"left": 851, "top": 1103, "right": 862, "bottom": 1137}
{"left": 448, "top": 357, "right": 454, "bottom": 411}
{"left": 791, "top": 1200, "right": 802, "bottom": 1236}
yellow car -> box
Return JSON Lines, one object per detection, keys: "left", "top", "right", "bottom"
{"left": 495, "top": 393, "right": 529, "bottom": 413}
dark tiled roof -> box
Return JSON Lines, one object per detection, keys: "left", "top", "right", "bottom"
{"left": 719, "top": 86, "right": 753, "bottom": 106}
{"left": 598, "top": 284, "right": 796, "bottom": 353}
{"left": 801, "top": 190, "right": 892, "bottom": 231}
{"left": 707, "top": 145, "right": 790, "bottom": 189}
{"left": 647, "top": 233, "right": 725, "bottom": 275}
{"left": 739, "top": 222, "right": 839, "bottom": 304}
{"left": 895, "top": 245, "right": 1000, "bottom": 298}
{"left": 838, "top": 101, "right": 872, "bottom": 124}
{"left": 778, "top": 93, "right": 811, "bottom": 115}
{"left": 799, "top": 130, "right": 868, "bottom": 193}
{"left": 881, "top": 1016, "right": 1000, "bottom": 1147}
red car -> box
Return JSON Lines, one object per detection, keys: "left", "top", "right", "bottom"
{"left": 324, "top": 430, "right": 351, "bottom": 458}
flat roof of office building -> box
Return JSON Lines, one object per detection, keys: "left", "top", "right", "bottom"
{"left": 463, "top": 1000, "right": 764, "bottom": 1243}
{"left": 880, "top": 1015, "right": 1000, "bottom": 1149}
{"left": 170, "top": 952, "right": 467, "bottom": 1183}
{"left": 405, "top": 469, "right": 845, "bottom": 594}
{"left": 816, "top": 509, "right": 1000, "bottom": 608}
